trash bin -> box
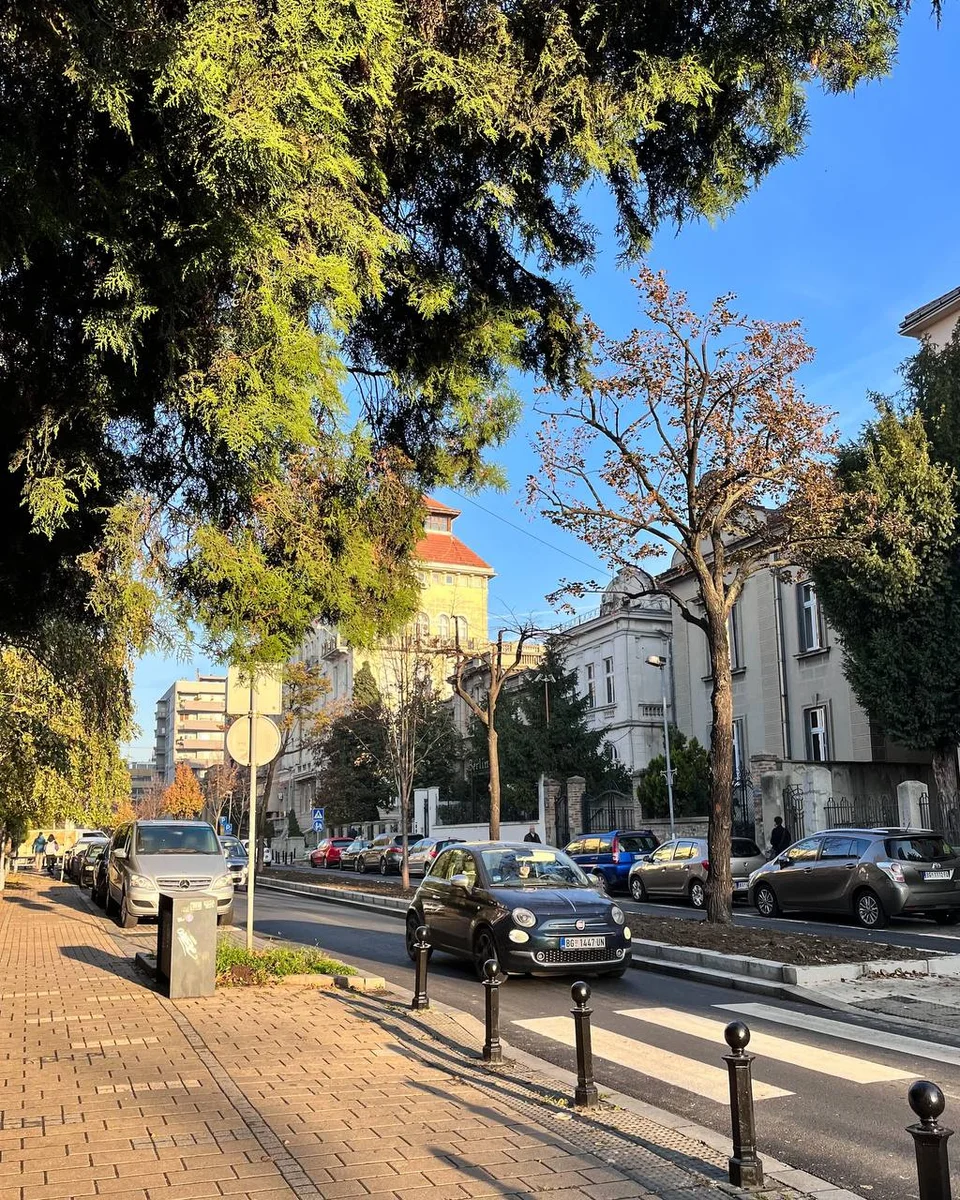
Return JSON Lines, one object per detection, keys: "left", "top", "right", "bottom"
{"left": 156, "top": 891, "right": 218, "bottom": 998}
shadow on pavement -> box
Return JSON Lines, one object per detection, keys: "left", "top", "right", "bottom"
{"left": 59, "top": 942, "right": 146, "bottom": 985}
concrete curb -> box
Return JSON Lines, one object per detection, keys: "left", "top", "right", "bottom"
{"left": 255, "top": 874, "right": 408, "bottom": 917}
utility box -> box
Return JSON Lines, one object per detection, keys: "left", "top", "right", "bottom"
{"left": 156, "top": 891, "right": 217, "bottom": 998}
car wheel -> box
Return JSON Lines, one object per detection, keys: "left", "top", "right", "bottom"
{"left": 310, "top": 859, "right": 319, "bottom": 869}
{"left": 590, "top": 872, "right": 608, "bottom": 896}
{"left": 118, "top": 889, "right": 139, "bottom": 929}
{"left": 356, "top": 855, "right": 366, "bottom": 874}
{"left": 380, "top": 857, "right": 388, "bottom": 876}
{"left": 92, "top": 881, "right": 106, "bottom": 908}
{"left": 473, "top": 927, "right": 501, "bottom": 981}
{"left": 689, "top": 880, "right": 707, "bottom": 909}
{"left": 755, "top": 883, "right": 780, "bottom": 918}
{"left": 629, "top": 875, "right": 647, "bottom": 903}
{"left": 935, "top": 910, "right": 960, "bottom": 926}
{"left": 218, "top": 903, "right": 235, "bottom": 927}
{"left": 105, "top": 886, "right": 119, "bottom": 917}
{"left": 854, "top": 888, "right": 887, "bottom": 930}
{"left": 405, "top": 914, "right": 433, "bottom": 962}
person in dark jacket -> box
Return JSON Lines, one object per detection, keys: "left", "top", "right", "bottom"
{"left": 769, "top": 816, "right": 790, "bottom": 856}
{"left": 523, "top": 824, "right": 541, "bottom": 843}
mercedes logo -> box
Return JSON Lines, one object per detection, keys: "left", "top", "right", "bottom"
{"left": 575, "top": 918, "right": 585, "bottom": 931}
{"left": 178, "top": 879, "right": 190, "bottom": 890}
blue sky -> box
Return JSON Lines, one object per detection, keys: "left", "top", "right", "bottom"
{"left": 122, "top": 6, "right": 960, "bottom": 759}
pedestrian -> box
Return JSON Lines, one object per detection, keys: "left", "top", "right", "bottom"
{"left": 769, "top": 816, "right": 790, "bottom": 857}
{"left": 44, "top": 834, "right": 59, "bottom": 873}
{"left": 523, "top": 824, "right": 541, "bottom": 844}
{"left": 32, "top": 832, "right": 46, "bottom": 872}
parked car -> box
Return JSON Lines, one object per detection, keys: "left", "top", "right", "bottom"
{"left": 309, "top": 838, "right": 354, "bottom": 869}
{"left": 105, "top": 819, "right": 234, "bottom": 929}
{"left": 339, "top": 838, "right": 371, "bottom": 871}
{"left": 219, "top": 836, "right": 248, "bottom": 888}
{"left": 91, "top": 849, "right": 110, "bottom": 907}
{"left": 406, "top": 842, "right": 631, "bottom": 979}
{"left": 67, "top": 839, "right": 107, "bottom": 883}
{"left": 63, "top": 829, "right": 109, "bottom": 877}
{"left": 564, "top": 830, "right": 661, "bottom": 893}
{"left": 77, "top": 842, "right": 108, "bottom": 888}
{"left": 408, "top": 837, "right": 465, "bottom": 878}
{"left": 749, "top": 828, "right": 960, "bottom": 929}
{"left": 627, "top": 836, "right": 766, "bottom": 908}
{"left": 356, "top": 833, "right": 405, "bottom": 875}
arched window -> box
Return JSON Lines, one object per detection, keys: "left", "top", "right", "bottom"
{"left": 438, "top": 614, "right": 451, "bottom": 640}
{"left": 415, "top": 612, "right": 430, "bottom": 640}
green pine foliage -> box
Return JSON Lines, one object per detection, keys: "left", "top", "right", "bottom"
{"left": 315, "top": 664, "right": 393, "bottom": 826}
{"left": 635, "top": 729, "right": 710, "bottom": 819}
{"left": 287, "top": 808, "right": 303, "bottom": 839}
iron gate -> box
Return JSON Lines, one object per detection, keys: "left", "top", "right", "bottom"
{"left": 732, "top": 775, "right": 755, "bottom": 839}
{"left": 782, "top": 784, "right": 805, "bottom": 840}
{"left": 582, "top": 790, "right": 638, "bottom": 834}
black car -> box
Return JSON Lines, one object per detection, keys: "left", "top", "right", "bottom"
{"left": 68, "top": 839, "right": 108, "bottom": 883}
{"left": 339, "top": 838, "right": 371, "bottom": 871}
{"left": 91, "top": 845, "right": 111, "bottom": 905}
{"left": 77, "top": 842, "right": 107, "bottom": 887}
{"left": 405, "top": 841, "right": 632, "bottom": 979}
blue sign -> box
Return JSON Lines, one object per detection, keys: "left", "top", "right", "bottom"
{"left": 312, "top": 806, "right": 325, "bottom": 832}
{"left": 222, "top": 821, "right": 233, "bottom": 835}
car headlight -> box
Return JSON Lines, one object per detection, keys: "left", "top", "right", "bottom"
{"left": 610, "top": 905, "right": 625, "bottom": 925}
{"left": 129, "top": 874, "right": 155, "bottom": 889}
{"left": 512, "top": 907, "right": 537, "bottom": 928}
{"left": 212, "top": 873, "right": 233, "bottom": 889}
{"left": 623, "top": 926, "right": 631, "bottom": 940}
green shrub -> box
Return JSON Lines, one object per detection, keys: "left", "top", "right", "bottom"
{"left": 216, "top": 937, "right": 355, "bottom": 986}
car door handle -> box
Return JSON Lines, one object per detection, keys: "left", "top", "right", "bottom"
{"left": 845, "top": 863, "right": 857, "bottom": 869}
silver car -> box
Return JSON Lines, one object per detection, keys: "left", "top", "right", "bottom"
{"left": 407, "top": 836, "right": 465, "bottom": 877}
{"left": 628, "top": 836, "right": 767, "bottom": 908}
{"left": 219, "top": 835, "right": 248, "bottom": 888}
{"left": 106, "top": 819, "right": 234, "bottom": 929}
{"left": 749, "top": 827, "right": 960, "bottom": 929}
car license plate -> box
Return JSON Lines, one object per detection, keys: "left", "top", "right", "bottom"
{"left": 924, "top": 870, "right": 953, "bottom": 881}
{"left": 560, "top": 936, "right": 606, "bottom": 950}
{"left": 734, "top": 880, "right": 748, "bottom": 890}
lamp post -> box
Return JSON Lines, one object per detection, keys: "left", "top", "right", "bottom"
{"left": 646, "top": 651, "right": 676, "bottom": 841}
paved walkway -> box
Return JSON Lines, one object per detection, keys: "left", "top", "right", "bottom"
{"left": 1, "top": 874, "right": 826, "bottom": 1200}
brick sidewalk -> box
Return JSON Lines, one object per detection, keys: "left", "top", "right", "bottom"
{"left": 1, "top": 875, "right": 811, "bottom": 1200}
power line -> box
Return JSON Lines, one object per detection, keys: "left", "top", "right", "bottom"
{"left": 449, "top": 489, "right": 611, "bottom": 579}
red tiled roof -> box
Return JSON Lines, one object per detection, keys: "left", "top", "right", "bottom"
{"left": 423, "top": 495, "right": 461, "bottom": 516}
{"left": 415, "top": 532, "right": 493, "bottom": 572}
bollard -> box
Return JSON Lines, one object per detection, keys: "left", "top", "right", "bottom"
{"left": 411, "top": 924, "right": 431, "bottom": 1011}
{"left": 571, "top": 981, "right": 599, "bottom": 1108}
{"left": 723, "top": 1021, "right": 764, "bottom": 1189}
{"left": 908, "top": 1081, "right": 954, "bottom": 1200}
{"left": 482, "top": 959, "right": 503, "bottom": 1064}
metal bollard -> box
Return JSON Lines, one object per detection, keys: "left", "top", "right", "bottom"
{"left": 571, "top": 981, "right": 599, "bottom": 1108}
{"left": 723, "top": 1021, "right": 764, "bottom": 1189}
{"left": 411, "top": 924, "right": 431, "bottom": 1011}
{"left": 482, "top": 959, "right": 502, "bottom": 1064}
{"left": 908, "top": 1081, "right": 954, "bottom": 1200}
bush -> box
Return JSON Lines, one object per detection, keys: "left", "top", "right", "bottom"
{"left": 216, "top": 938, "right": 355, "bottom": 986}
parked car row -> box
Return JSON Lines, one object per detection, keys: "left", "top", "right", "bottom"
{"left": 309, "top": 834, "right": 467, "bottom": 876}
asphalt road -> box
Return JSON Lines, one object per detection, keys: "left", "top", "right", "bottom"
{"left": 244, "top": 886, "right": 960, "bottom": 1200}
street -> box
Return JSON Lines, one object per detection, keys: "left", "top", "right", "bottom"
{"left": 239, "top": 885, "right": 960, "bottom": 1200}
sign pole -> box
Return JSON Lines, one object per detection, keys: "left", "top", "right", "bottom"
{"left": 246, "top": 674, "right": 257, "bottom": 952}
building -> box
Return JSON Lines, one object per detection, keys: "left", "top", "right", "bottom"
{"left": 126, "top": 761, "right": 159, "bottom": 806}
{"left": 153, "top": 674, "right": 227, "bottom": 783}
{"left": 900, "top": 284, "right": 960, "bottom": 349}
{"left": 275, "top": 497, "right": 495, "bottom": 835}
{"left": 557, "top": 568, "right": 674, "bottom": 785}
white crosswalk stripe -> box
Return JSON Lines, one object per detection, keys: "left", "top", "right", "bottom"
{"left": 617, "top": 1006, "right": 913, "bottom": 1084}
{"left": 716, "top": 1002, "right": 960, "bottom": 1068}
{"left": 512, "top": 1016, "right": 793, "bottom": 1104}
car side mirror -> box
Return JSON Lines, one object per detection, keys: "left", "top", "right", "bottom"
{"left": 449, "top": 873, "right": 472, "bottom": 892}
{"left": 112, "top": 847, "right": 127, "bottom": 861}
{"left": 777, "top": 855, "right": 789, "bottom": 868}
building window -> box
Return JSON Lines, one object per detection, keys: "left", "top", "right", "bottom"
{"left": 798, "top": 581, "right": 824, "bottom": 652}
{"left": 445, "top": 574, "right": 454, "bottom": 585}
{"left": 585, "top": 663, "right": 596, "bottom": 708}
{"left": 603, "top": 741, "right": 620, "bottom": 763}
{"left": 604, "top": 656, "right": 615, "bottom": 705}
{"left": 438, "top": 614, "right": 450, "bottom": 640}
{"left": 732, "top": 718, "right": 747, "bottom": 778}
{"left": 728, "top": 603, "right": 744, "bottom": 670}
{"left": 415, "top": 612, "right": 430, "bottom": 639}
{"left": 426, "top": 513, "right": 452, "bottom": 532}
{"left": 804, "top": 705, "right": 829, "bottom": 762}
{"left": 454, "top": 615, "right": 468, "bottom": 642}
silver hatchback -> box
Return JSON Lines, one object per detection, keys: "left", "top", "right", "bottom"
{"left": 628, "top": 836, "right": 766, "bottom": 908}
{"left": 749, "top": 828, "right": 960, "bottom": 929}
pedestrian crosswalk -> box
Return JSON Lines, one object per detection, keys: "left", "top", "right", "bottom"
{"left": 512, "top": 1001, "right": 960, "bottom": 1105}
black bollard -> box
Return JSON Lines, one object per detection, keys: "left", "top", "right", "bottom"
{"left": 411, "top": 924, "right": 431, "bottom": 1011}
{"left": 723, "top": 1020, "right": 764, "bottom": 1189}
{"left": 908, "top": 1081, "right": 954, "bottom": 1200}
{"left": 482, "top": 959, "right": 503, "bottom": 1064}
{"left": 571, "top": 981, "right": 599, "bottom": 1108}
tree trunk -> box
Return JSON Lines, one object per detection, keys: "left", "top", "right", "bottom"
{"left": 488, "top": 720, "right": 501, "bottom": 841}
{"left": 705, "top": 604, "right": 734, "bottom": 925}
{"left": 400, "top": 784, "right": 410, "bottom": 891}
{"left": 931, "top": 745, "right": 959, "bottom": 811}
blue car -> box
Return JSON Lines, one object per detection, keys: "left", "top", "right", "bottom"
{"left": 563, "top": 830, "right": 660, "bottom": 893}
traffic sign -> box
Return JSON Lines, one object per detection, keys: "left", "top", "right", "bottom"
{"left": 312, "top": 807, "right": 325, "bottom": 832}
{"left": 226, "top": 714, "right": 282, "bottom": 766}
{"left": 222, "top": 821, "right": 233, "bottom": 835}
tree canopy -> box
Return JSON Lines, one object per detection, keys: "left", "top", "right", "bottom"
{"left": 636, "top": 728, "right": 710, "bottom": 820}
{"left": 0, "top": 0, "right": 940, "bottom": 659}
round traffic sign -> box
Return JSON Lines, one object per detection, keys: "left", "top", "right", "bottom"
{"left": 226, "top": 714, "right": 282, "bottom": 766}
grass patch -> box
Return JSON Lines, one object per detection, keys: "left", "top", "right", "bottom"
{"left": 216, "top": 938, "right": 356, "bottom": 987}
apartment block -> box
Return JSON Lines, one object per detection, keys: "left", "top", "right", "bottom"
{"left": 153, "top": 674, "right": 227, "bottom": 783}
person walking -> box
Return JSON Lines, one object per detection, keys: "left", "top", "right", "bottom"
{"left": 769, "top": 816, "right": 790, "bottom": 857}
{"left": 523, "top": 824, "right": 541, "bottom": 844}
{"left": 44, "top": 834, "right": 59, "bottom": 873}
{"left": 33, "top": 832, "right": 46, "bottom": 871}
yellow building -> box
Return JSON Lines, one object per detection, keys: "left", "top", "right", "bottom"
{"left": 275, "top": 498, "right": 494, "bottom": 829}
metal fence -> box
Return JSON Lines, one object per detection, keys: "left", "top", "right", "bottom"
{"left": 782, "top": 784, "right": 805, "bottom": 840}
{"left": 732, "top": 775, "right": 755, "bottom": 839}
{"left": 934, "top": 791, "right": 960, "bottom": 842}
{"left": 823, "top": 794, "right": 899, "bottom": 830}
{"left": 581, "top": 791, "right": 639, "bottom": 834}
{"left": 435, "top": 794, "right": 539, "bottom": 826}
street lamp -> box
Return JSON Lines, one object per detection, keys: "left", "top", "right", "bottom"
{"left": 646, "top": 651, "right": 676, "bottom": 841}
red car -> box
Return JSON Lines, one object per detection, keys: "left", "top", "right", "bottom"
{"left": 310, "top": 837, "right": 354, "bottom": 869}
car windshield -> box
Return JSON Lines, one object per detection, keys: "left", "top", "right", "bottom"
{"left": 220, "top": 838, "right": 247, "bottom": 858}
{"left": 885, "top": 836, "right": 955, "bottom": 862}
{"left": 618, "top": 834, "right": 658, "bottom": 853}
{"left": 87, "top": 845, "right": 105, "bottom": 862}
{"left": 480, "top": 847, "right": 589, "bottom": 888}
{"left": 136, "top": 825, "right": 221, "bottom": 855}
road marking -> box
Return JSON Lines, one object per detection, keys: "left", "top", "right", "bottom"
{"left": 617, "top": 1007, "right": 913, "bottom": 1084}
{"left": 716, "top": 1003, "right": 960, "bottom": 1069}
{"left": 512, "top": 1016, "right": 792, "bottom": 1104}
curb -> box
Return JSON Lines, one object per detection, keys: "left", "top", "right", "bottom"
{"left": 254, "top": 874, "right": 409, "bottom": 918}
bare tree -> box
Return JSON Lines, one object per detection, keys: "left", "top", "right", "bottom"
{"left": 449, "top": 624, "right": 539, "bottom": 842}
{"left": 201, "top": 762, "right": 239, "bottom": 831}
{"left": 528, "top": 270, "right": 843, "bottom": 922}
